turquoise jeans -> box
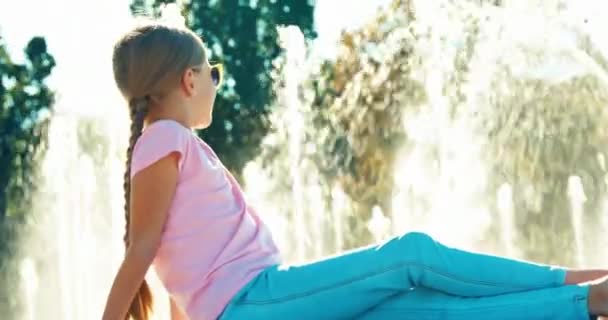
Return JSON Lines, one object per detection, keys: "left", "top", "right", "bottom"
{"left": 218, "top": 232, "right": 592, "bottom": 319}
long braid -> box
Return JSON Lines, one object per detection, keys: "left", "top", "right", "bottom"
{"left": 123, "top": 96, "right": 153, "bottom": 320}
{"left": 124, "top": 96, "right": 149, "bottom": 245}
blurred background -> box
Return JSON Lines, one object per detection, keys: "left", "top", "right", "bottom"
{"left": 1, "top": 0, "right": 608, "bottom": 319}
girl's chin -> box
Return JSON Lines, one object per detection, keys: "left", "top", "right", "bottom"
{"left": 193, "top": 118, "right": 212, "bottom": 130}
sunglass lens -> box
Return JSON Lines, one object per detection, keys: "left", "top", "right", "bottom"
{"left": 211, "top": 67, "right": 220, "bottom": 87}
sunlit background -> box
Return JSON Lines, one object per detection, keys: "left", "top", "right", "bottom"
{"left": 1, "top": 0, "right": 608, "bottom": 319}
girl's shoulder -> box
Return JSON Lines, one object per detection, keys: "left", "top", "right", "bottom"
{"left": 131, "top": 119, "right": 194, "bottom": 178}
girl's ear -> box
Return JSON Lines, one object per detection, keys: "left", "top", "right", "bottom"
{"left": 180, "top": 68, "right": 197, "bottom": 97}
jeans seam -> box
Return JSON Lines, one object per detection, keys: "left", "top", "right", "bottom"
{"left": 238, "top": 261, "right": 531, "bottom": 305}
{"left": 402, "top": 301, "right": 566, "bottom": 313}
{"left": 366, "top": 291, "right": 588, "bottom": 315}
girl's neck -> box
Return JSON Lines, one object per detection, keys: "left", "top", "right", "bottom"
{"left": 145, "top": 117, "right": 190, "bottom": 129}
{"left": 145, "top": 97, "right": 193, "bottom": 129}
{"left": 145, "top": 107, "right": 192, "bottom": 130}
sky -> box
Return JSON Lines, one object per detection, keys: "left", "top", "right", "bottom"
{"left": 0, "top": 0, "right": 391, "bottom": 115}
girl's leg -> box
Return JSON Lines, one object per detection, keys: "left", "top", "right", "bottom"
{"left": 358, "top": 285, "right": 592, "bottom": 320}
{"left": 219, "top": 231, "right": 576, "bottom": 320}
{"left": 567, "top": 270, "right": 608, "bottom": 285}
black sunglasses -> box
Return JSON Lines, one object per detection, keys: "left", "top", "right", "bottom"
{"left": 210, "top": 63, "right": 223, "bottom": 88}
{"left": 192, "top": 63, "right": 223, "bottom": 88}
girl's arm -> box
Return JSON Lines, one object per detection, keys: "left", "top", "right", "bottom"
{"left": 102, "top": 153, "right": 180, "bottom": 320}
{"left": 170, "top": 296, "right": 188, "bottom": 320}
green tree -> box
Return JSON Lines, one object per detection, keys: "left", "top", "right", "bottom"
{"left": 131, "top": 0, "right": 316, "bottom": 176}
{"left": 0, "top": 36, "right": 55, "bottom": 314}
{"left": 0, "top": 36, "right": 55, "bottom": 221}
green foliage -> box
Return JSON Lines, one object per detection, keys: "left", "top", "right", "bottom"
{"left": 0, "top": 36, "right": 55, "bottom": 221}
{"left": 0, "top": 35, "right": 55, "bottom": 315}
{"left": 131, "top": 0, "right": 316, "bottom": 176}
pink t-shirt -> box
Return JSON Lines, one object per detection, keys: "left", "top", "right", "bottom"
{"left": 131, "top": 119, "right": 281, "bottom": 320}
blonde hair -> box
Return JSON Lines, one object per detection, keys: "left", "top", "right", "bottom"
{"left": 111, "top": 21, "right": 206, "bottom": 320}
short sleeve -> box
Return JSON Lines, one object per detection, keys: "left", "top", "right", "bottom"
{"left": 130, "top": 120, "right": 188, "bottom": 178}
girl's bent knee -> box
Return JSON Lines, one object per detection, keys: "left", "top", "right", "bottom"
{"left": 399, "top": 231, "right": 434, "bottom": 246}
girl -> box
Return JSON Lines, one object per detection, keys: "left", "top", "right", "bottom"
{"left": 102, "top": 21, "right": 608, "bottom": 320}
